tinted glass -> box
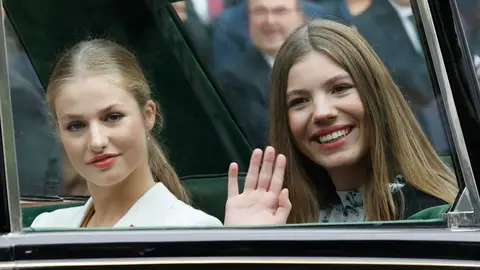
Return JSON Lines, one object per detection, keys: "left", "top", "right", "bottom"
{"left": 5, "top": 1, "right": 251, "bottom": 199}
{"left": 3, "top": 0, "right": 470, "bottom": 231}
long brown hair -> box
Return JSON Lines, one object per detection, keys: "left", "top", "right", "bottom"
{"left": 46, "top": 38, "right": 190, "bottom": 204}
{"left": 269, "top": 19, "right": 458, "bottom": 223}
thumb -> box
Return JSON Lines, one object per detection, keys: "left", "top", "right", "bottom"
{"left": 275, "top": 188, "right": 291, "bottom": 223}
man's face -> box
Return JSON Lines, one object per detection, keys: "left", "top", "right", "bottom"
{"left": 248, "top": 0, "right": 303, "bottom": 56}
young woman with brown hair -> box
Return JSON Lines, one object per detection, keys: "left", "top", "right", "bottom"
{"left": 228, "top": 19, "right": 458, "bottom": 224}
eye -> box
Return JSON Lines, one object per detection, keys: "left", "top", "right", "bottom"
{"left": 66, "top": 121, "right": 85, "bottom": 132}
{"left": 106, "top": 113, "right": 123, "bottom": 122}
{"left": 332, "top": 84, "right": 353, "bottom": 93}
{"left": 288, "top": 97, "right": 309, "bottom": 108}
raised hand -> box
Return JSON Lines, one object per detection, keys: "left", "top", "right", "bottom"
{"left": 224, "top": 146, "right": 291, "bottom": 226}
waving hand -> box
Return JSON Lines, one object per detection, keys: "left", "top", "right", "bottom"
{"left": 224, "top": 146, "right": 291, "bottom": 225}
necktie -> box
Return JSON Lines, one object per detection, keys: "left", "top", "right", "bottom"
{"left": 408, "top": 14, "right": 424, "bottom": 55}
{"left": 208, "top": 0, "right": 223, "bottom": 21}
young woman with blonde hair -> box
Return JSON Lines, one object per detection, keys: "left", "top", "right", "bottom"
{"left": 228, "top": 19, "right": 458, "bottom": 224}
{"left": 31, "top": 39, "right": 224, "bottom": 228}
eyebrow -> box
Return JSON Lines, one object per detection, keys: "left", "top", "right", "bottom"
{"left": 323, "top": 74, "right": 352, "bottom": 87}
{"left": 286, "top": 73, "right": 353, "bottom": 97}
{"left": 286, "top": 88, "right": 309, "bottom": 98}
{"left": 60, "top": 104, "right": 121, "bottom": 121}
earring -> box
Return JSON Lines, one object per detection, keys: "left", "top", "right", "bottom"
{"left": 146, "top": 125, "right": 151, "bottom": 140}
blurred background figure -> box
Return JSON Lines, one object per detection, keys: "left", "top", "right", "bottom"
{"left": 216, "top": 0, "right": 308, "bottom": 149}
{"left": 210, "top": 0, "right": 329, "bottom": 73}
{"left": 173, "top": 0, "right": 243, "bottom": 70}
{"left": 313, "top": 0, "right": 371, "bottom": 23}
{"left": 352, "top": 0, "right": 450, "bottom": 155}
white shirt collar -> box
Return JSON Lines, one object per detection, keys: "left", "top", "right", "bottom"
{"left": 388, "top": 0, "right": 413, "bottom": 19}
{"left": 191, "top": 0, "right": 210, "bottom": 25}
{"left": 263, "top": 54, "right": 275, "bottom": 68}
{"left": 387, "top": 0, "right": 423, "bottom": 54}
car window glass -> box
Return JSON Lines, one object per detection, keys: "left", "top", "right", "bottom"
{"left": 5, "top": 3, "right": 250, "bottom": 201}
{"left": 2, "top": 0, "right": 470, "bottom": 231}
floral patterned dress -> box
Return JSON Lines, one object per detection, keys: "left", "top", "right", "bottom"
{"left": 319, "top": 175, "right": 407, "bottom": 223}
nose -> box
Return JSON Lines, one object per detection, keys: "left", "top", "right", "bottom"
{"left": 88, "top": 122, "right": 108, "bottom": 152}
{"left": 264, "top": 11, "right": 278, "bottom": 25}
{"left": 265, "top": 13, "right": 275, "bottom": 24}
{"left": 312, "top": 95, "right": 338, "bottom": 123}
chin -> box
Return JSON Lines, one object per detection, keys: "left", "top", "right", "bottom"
{"left": 316, "top": 152, "right": 364, "bottom": 170}
{"left": 86, "top": 172, "right": 127, "bottom": 188}
{"left": 89, "top": 179, "right": 123, "bottom": 188}
{"left": 320, "top": 160, "right": 357, "bottom": 170}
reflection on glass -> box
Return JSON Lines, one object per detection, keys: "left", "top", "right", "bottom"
{"left": 5, "top": 16, "right": 63, "bottom": 197}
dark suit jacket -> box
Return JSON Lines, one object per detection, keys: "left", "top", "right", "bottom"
{"left": 393, "top": 184, "right": 448, "bottom": 219}
{"left": 313, "top": 0, "right": 353, "bottom": 24}
{"left": 183, "top": 0, "right": 243, "bottom": 70}
{"left": 183, "top": 0, "right": 214, "bottom": 69}
{"left": 216, "top": 47, "right": 271, "bottom": 149}
{"left": 353, "top": 0, "right": 434, "bottom": 105}
{"left": 352, "top": 0, "right": 450, "bottom": 155}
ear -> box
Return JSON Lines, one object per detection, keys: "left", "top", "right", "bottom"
{"left": 143, "top": 100, "right": 156, "bottom": 132}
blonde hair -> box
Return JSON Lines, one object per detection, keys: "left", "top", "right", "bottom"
{"left": 269, "top": 19, "right": 458, "bottom": 223}
{"left": 46, "top": 38, "right": 190, "bottom": 204}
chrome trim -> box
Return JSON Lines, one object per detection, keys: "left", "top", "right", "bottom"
{"left": 0, "top": 262, "right": 13, "bottom": 269}
{"left": 9, "top": 257, "right": 480, "bottom": 268}
{"left": 414, "top": 0, "right": 480, "bottom": 226}
{"left": 11, "top": 228, "right": 480, "bottom": 245}
{"left": 0, "top": 0, "right": 22, "bottom": 233}
{"left": 455, "top": 188, "right": 473, "bottom": 212}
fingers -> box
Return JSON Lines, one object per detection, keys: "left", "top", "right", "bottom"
{"left": 268, "top": 154, "right": 286, "bottom": 195}
{"left": 275, "top": 188, "right": 291, "bottom": 223}
{"left": 227, "top": 162, "right": 239, "bottom": 199}
{"left": 244, "top": 149, "right": 263, "bottom": 190}
{"left": 257, "top": 146, "right": 276, "bottom": 190}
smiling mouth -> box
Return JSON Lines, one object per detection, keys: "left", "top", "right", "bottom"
{"left": 317, "top": 127, "right": 353, "bottom": 144}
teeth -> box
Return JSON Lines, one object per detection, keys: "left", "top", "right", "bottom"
{"left": 318, "top": 129, "right": 350, "bottom": 144}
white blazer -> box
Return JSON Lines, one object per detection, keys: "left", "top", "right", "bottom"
{"left": 31, "top": 183, "right": 223, "bottom": 228}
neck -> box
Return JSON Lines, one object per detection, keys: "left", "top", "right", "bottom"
{"left": 346, "top": 0, "right": 371, "bottom": 16}
{"left": 86, "top": 162, "right": 155, "bottom": 227}
{"left": 328, "top": 161, "right": 368, "bottom": 191}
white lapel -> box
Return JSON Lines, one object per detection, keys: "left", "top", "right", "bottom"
{"left": 73, "top": 197, "right": 94, "bottom": 227}
{"left": 113, "top": 183, "right": 178, "bottom": 228}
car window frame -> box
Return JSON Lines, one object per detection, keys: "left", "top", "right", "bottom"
{"left": 0, "top": 0, "right": 21, "bottom": 233}
{"left": 1, "top": 0, "right": 480, "bottom": 235}
{"left": 412, "top": 0, "right": 480, "bottom": 227}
